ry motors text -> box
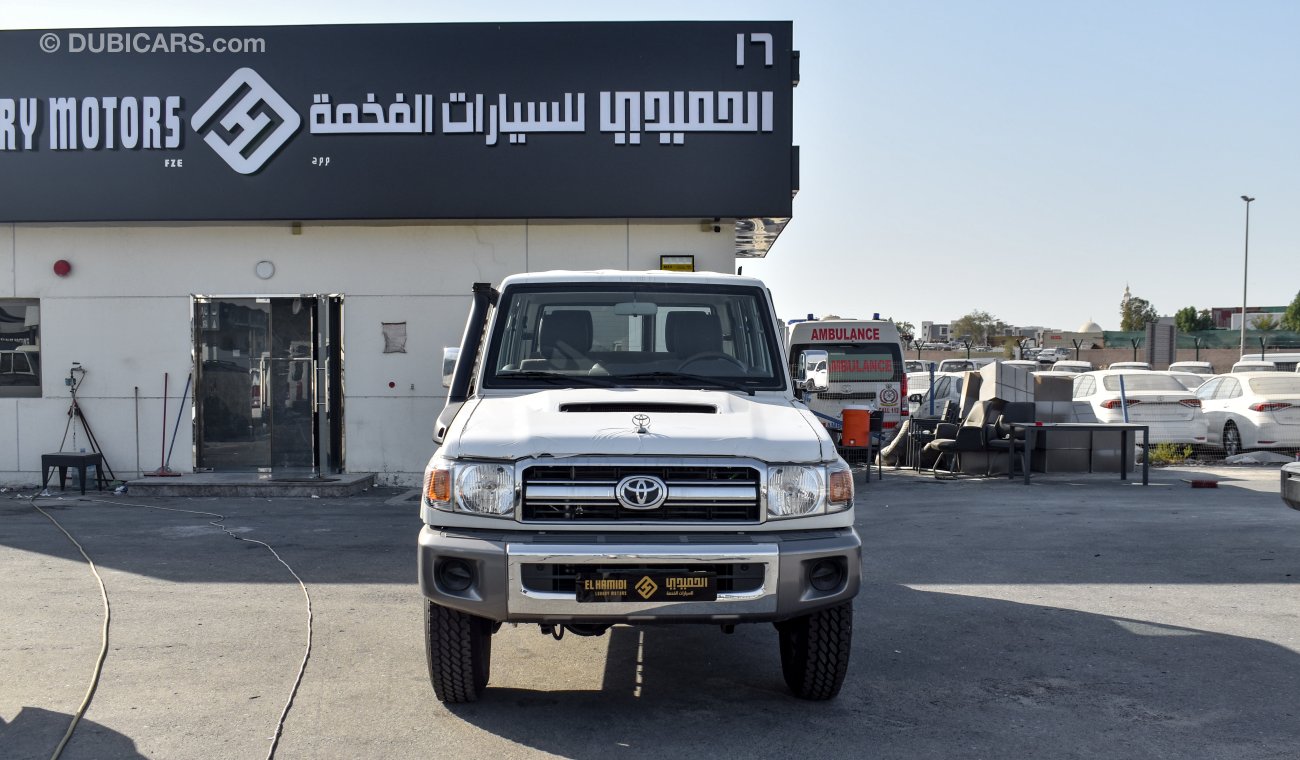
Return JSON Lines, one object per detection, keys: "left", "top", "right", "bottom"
{"left": 0, "top": 96, "right": 182, "bottom": 151}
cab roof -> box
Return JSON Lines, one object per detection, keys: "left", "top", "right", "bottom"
{"left": 497, "top": 269, "right": 767, "bottom": 289}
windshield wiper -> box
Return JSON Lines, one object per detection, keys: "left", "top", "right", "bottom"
{"left": 498, "top": 370, "right": 617, "bottom": 388}
{"left": 615, "top": 371, "right": 756, "bottom": 396}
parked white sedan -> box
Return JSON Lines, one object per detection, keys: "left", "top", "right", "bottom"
{"left": 1168, "top": 360, "right": 1214, "bottom": 375}
{"left": 1044, "top": 360, "right": 1093, "bottom": 374}
{"left": 1231, "top": 360, "right": 1279, "bottom": 373}
{"left": 1072, "top": 370, "right": 1208, "bottom": 445}
{"left": 907, "top": 371, "right": 964, "bottom": 417}
{"left": 1195, "top": 372, "right": 1300, "bottom": 456}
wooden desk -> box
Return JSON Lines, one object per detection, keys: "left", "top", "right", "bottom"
{"left": 1010, "top": 423, "right": 1150, "bottom": 486}
{"left": 41, "top": 451, "right": 107, "bottom": 495}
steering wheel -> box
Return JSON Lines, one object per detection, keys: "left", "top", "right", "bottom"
{"left": 676, "top": 352, "right": 746, "bottom": 372}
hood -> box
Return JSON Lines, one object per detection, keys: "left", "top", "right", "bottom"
{"left": 446, "top": 389, "right": 832, "bottom": 463}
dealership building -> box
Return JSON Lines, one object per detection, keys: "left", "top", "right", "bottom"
{"left": 0, "top": 22, "right": 796, "bottom": 486}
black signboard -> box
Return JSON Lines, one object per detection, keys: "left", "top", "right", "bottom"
{"left": 0, "top": 22, "right": 794, "bottom": 223}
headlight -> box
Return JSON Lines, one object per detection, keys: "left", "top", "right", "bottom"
{"left": 767, "top": 465, "right": 822, "bottom": 518}
{"left": 423, "top": 458, "right": 515, "bottom": 518}
{"left": 456, "top": 463, "right": 515, "bottom": 515}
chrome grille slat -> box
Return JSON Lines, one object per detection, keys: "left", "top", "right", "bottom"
{"left": 522, "top": 463, "right": 762, "bottom": 523}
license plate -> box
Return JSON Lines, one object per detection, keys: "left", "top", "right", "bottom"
{"left": 575, "top": 571, "right": 717, "bottom": 603}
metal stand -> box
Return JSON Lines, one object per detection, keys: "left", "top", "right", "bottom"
{"left": 57, "top": 363, "right": 116, "bottom": 481}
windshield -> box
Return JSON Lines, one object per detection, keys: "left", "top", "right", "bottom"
{"left": 789, "top": 343, "right": 903, "bottom": 383}
{"left": 482, "top": 282, "right": 785, "bottom": 391}
{"left": 1170, "top": 373, "right": 1206, "bottom": 389}
{"left": 1101, "top": 374, "right": 1185, "bottom": 391}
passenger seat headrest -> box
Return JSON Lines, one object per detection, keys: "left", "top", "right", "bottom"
{"left": 538, "top": 310, "right": 593, "bottom": 353}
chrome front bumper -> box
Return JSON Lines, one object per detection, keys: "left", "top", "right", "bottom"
{"left": 418, "top": 526, "right": 861, "bottom": 624}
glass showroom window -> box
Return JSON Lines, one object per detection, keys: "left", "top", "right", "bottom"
{"left": 0, "top": 299, "right": 40, "bottom": 398}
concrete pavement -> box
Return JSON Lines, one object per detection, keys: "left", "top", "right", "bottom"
{"left": 1, "top": 466, "right": 1297, "bottom": 759}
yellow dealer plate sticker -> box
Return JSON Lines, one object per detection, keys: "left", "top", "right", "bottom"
{"left": 575, "top": 572, "right": 717, "bottom": 603}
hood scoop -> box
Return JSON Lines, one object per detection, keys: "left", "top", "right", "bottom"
{"left": 558, "top": 402, "right": 717, "bottom": 414}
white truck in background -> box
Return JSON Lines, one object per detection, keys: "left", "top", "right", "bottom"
{"left": 419, "top": 271, "right": 862, "bottom": 702}
{"left": 786, "top": 318, "right": 907, "bottom": 446}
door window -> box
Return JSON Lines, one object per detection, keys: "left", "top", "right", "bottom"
{"left": 1196, "top": 378, "right": 1221, "bottom": 401}
{"left": 1215, "top": 379, "right": 1241, "bottom": 400}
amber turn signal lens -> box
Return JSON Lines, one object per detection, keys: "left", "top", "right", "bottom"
{"left": 425, "top": 468, "right": 452, "bottom": 504}
{"left": 827, "top": 467, "right": 853, "bottom": 506}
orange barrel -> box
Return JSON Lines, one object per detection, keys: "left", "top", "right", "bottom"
{"left": 841, "top": 405, "right": 873, "bottom": 447}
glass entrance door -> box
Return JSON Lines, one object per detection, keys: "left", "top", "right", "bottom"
{"left": 196, "top": 296, "right": 321, "bottom": 473}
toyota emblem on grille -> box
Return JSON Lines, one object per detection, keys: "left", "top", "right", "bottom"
{"left": 616, "top": 475, "right": 668, "bottom": 510}
{"left": 632, "top": 413, "right": 651, "bottom": 434}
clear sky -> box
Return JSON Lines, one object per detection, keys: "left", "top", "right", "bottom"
{"left": 7, "top": 1, "right": 1298, "bottom": 332}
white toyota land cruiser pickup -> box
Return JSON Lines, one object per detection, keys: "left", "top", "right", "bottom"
{"left": 419, "top": 270, "right": 862, "bottom": 702}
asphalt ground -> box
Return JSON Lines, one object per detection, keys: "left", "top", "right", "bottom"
{"left": 1, "top": 465, "right": 1298, "bottom": 760}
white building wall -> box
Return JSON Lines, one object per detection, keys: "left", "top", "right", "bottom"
{"left": 0, "top": 220, "right": 734, "bottom": 486}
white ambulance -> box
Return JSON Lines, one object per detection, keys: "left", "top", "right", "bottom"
{"left": 787, "top": 318, "right": 907, "bottom": 444}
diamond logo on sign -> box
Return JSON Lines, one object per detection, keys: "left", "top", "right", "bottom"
{"left": 191, "top": 68, "right": 301, "bottom": 175}
{"left": 635, "top": 576, "right": 659, "bottom": 599}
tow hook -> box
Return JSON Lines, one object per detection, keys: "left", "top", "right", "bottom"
{"left": 539, "top": 623, "right": 564, "bottom": 640}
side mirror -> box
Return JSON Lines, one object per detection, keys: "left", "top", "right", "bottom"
{"left": 908, "top": 393, "right": 923, "bottom": 404}
{"left": 798, "top": 349, "right": 829, "bottom": 392}
{"left": 441, "top": 347, "right": 460, "bottom": 389}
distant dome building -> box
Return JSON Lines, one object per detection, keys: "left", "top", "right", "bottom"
{"left": 1038, "top": 318, "right": 1105, "bottom": 351}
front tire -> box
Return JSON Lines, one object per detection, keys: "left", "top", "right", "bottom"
{"left": 424, "top": 600, "right": 493, "bottom": 703}
{"left": 776, "top": 601, "right": 853, "bottom": 700}
{"left": 1223, "top": 422, "right": 1242, "bottom": 457}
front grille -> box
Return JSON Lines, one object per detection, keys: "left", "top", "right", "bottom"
{"left": 521, "top": 562, "right": 765, "bottom": 594}
{"left": 522, "top": 464, "right": 761, "bottom": 523}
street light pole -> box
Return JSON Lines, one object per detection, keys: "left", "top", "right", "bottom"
{"left": 1240, "top": 195, "right": 1255, "bottom": 358}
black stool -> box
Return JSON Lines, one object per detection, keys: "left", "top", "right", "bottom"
{"left": 41, "top": 452, "right": 107, "bottom": 495}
